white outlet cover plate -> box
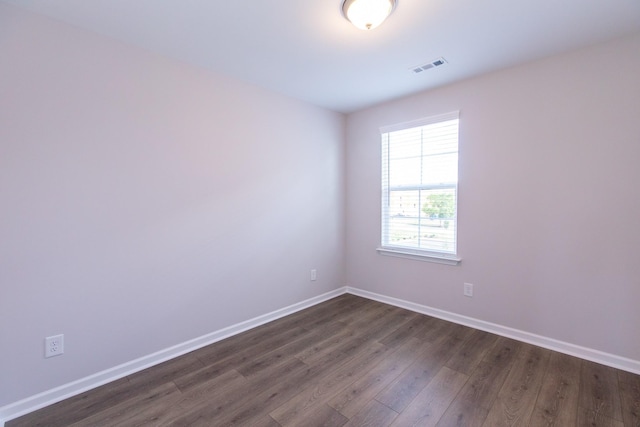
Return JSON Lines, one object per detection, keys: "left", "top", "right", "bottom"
{"left": 464, "top": 283, "right": 473, "bottom": 297}
{"left": 45, "top": 334, "right": 64, "bottom": 358}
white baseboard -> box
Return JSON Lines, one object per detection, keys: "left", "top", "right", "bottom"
{"left": 346, "top": 286, "right": 640, "bottom": 376}
{"left": 0, "top": 287, "right": 347, "bottom": 426}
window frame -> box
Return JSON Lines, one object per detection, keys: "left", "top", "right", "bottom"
{"left": 378, "top": 111, "right": 461, "bottom": 265}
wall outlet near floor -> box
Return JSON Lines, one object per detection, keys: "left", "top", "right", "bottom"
{"left": 310, "top": 269, "right": 317, "bottom": 281}
{"left": 45, "top": 334, "right": 64, "bottom": 358}
{"left": 464, "top": 283, "right": 473, "bottom": 297}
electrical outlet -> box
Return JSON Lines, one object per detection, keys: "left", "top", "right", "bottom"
{"left": 464, "top": 283, "right": 473, "bottom": 297}
{"left": 310, "top": 269, "right": 317, "bottom": 281}
{"left": 45, "top": 334, "right": 64, "bottom": 358}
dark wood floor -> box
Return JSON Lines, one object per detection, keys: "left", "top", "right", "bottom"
{"left": 8, "top": 294, "right": 640, "bottom": 426}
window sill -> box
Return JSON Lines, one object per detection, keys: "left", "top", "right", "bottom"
{"left": 377, "top": 247, "right": 461, "bottom": 265}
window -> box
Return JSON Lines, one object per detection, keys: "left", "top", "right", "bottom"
{"left": 379, "top": 111, "right": 460, "bottom": 264}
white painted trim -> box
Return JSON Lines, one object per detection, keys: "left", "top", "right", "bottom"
{"left": 377, "top": 247, "right": 461, "bottom": 265}
{"left": 0, "top": 287, "right": 347, "bottom": 426}
{"left": 346, "top": 286, "right": 640, "bottom": 376}
{"left": 380, "top": 110, "right": 460, "bottom": 133}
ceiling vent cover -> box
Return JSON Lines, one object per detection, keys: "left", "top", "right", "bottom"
{"left": 411, "top": 57, "right": 447, "bottom": 74}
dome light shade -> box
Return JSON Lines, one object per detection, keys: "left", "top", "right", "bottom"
{"left": 342, "top": 0, "right": 397, "bottom": 30}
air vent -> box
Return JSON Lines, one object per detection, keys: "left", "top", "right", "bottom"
{"left": 411, "top": 57, "right": 447, "bottom": 74}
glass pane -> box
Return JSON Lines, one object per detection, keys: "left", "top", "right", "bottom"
{"left": 388, "top": 128, "right": 422, "bottom": 159}
{"left": 389, "top": 156, "right": 421, "bottom": 186}
{"left": 420, "top": 119, "right": 459, "bottom": 155}
{"left": 418, "top": 188, "right": 456, "bottom": 253}
{"left": 422, "top": 153, "right": 458, "bottom": 184}
{"left": 387, "top": 188, "right": 456, "bottom": 253}
{"left": 387, "top": 190, "right": 421, "bottom": 248}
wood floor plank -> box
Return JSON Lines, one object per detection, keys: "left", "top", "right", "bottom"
{"left": 378, "top": 312, "right": 435, "bottom": 348}
{"left": 295, "top": 325, "right": 359, "bottom": 362}
{"left": 618, "top": 369, "right": 640, "bottom": 427}
{"left": 127, "top": 353, "right": 204, "bottom": 388}
{"left": 328, "top": 337, "right": 431, "bottom": 418}
{"left": 286, "top": 404, "right": 349, "bottom": 427}
{"left": 156, "top": 369, "right": 251, "bottom": 426}
{"left": 189, "top": 321, "right": 292, "bottom": 366}
{"left": 331, "top": 298, "right": 392, "bottom": 327}
{"left": 344, "top": 400, "right": 399, "bottom": 427}
{"left": 390, "top": 366, "right": 468, "bottom": 427}
{"left": 247, "top": 416, "right": 282, "bottom": 427}
{"left": 270, "top": 294, "right": 369, "bottom": 332}
{"left": 354, "top": 305, "right": 417, "bottom": 342}
{"left": 412, "top": 317, "right": 455, "bottom": 343}
{"left": 171, "top": 357, "right": 233, "bottom": 392}
{"left": 236, "top": 324, "right": 337, "bottom": 378}
{"left": 481, "top": 343, "right": 550, "bottom": 426}
{"left": 196, "top": 325, "right": 309, "bottom": 368}
{"left": 579, "top": 360, "right": 624, "bottom": 422}
{"left": 225, "top": 325, "right": 415, "bottom": 426}
{"left": 577, "top": 405, "right": 625, "bottom": 427}
{"left": 68, "top": 382, "right": 182, "bottom": 427}
{"left": 297, "top": 305, "right": 412, "bottom": 369}
{"left": 445, "top": 329, "right": 498, "bottom": 376}
{"left": 189, "top": 294, "right": 354, "bottom": 369}
{"left": 435, "top": 336, "right": 521, "bottom": 427}
{"left": 76, "top": 369, "right": 247, "bottom": 427}
{"left": 439, "top": 321, "right": 475, "bottom": 342}
{"left": 246, "top": 355, "right": 310, "bottom": 392}
{"left": 5, "top": 377, "right": 134, "bottom": 427}
{"left": 211, "top": 358, "right": 328, "bottom": 426}
{"left": 270, "top": 342, "right": 390, "bottom": 425}
{"left": 529, "top": 351, "right": 580, "bottom": 426}
{"left": 292, "top": 296, "right": 374, "bottom": 333}
{"left": 375, "top": 330, "right": 467, "bottom": 413}
{"left": 172, "top": 325, "right": 309, "bottom": 390}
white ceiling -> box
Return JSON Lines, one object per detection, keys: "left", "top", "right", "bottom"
{"left": 4, "top": 0, "right": 640, "bottom": 113}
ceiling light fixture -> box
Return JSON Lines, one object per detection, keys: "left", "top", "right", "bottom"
{"left": 341, "top": 0, "right": 397, "bottom": 30}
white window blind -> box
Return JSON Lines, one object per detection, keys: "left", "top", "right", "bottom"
{"left": 380, "top": 111, "right": 459, "bottom": 260}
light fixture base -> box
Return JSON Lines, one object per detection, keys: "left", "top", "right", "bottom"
{"left": 341, "top": 0, "right": 397, "bottom": 31}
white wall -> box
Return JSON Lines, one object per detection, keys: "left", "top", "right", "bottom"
{"left": 346, "top": 33, "right": 640, "bottom": 362}
{"left": 0, "top": 3, "right": 345, "bottom": 407}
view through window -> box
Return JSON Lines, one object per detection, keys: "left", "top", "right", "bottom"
{"left": 381, "top": 112, "right": 459, "bottom": 258}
